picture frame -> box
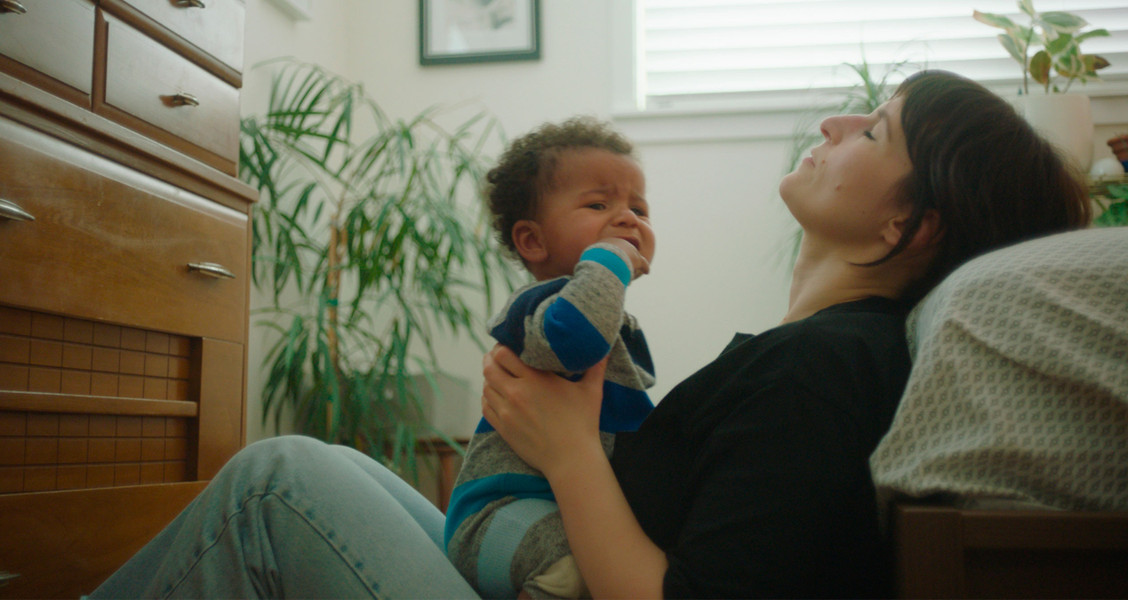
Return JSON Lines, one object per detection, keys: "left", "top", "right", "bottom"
{"left": 419, "top": 0, "right": 541, "bottom": 66}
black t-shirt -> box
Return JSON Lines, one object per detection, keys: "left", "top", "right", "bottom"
{"left": 611, "top": 297, "right": 912, "bottom": 598}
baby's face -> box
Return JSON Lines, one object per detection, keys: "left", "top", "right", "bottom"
{"left": 531, "top": 148, "right": 654, "bottom": 280}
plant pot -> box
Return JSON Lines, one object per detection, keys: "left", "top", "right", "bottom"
{"left": 1108, "top": 135, "right": 1128, "bottom": 170}
{"left": 1013, "top": 93, "right": 1094, "bottom": 173}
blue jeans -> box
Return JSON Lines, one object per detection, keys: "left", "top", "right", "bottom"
{"left": 90, "top": 435, "right": 480, "bottom": 598}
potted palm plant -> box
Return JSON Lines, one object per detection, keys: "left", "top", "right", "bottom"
{"left": 239, "top": 59, "right": 518, "bottom": 481}
{"left": 974, "top": 1, "right": 1111, "bottom": 171}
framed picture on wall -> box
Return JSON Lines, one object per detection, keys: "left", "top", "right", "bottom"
{"left": 419, "top": 0, "right": 541, "bottom": 65}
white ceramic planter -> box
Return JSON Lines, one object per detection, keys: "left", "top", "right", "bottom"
{"left": 1012, "top": 93, "right": 1094, "bottom": 173}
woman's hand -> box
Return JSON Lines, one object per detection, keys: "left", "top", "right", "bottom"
{"left": 481, "top": 344, "right": 606, "bottom": 477}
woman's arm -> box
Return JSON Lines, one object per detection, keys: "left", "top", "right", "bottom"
{"left": 482, "top": 345, "right": 667, "bottom": 599}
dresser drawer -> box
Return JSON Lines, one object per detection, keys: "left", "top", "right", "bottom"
{"left": 102, "top": 13, "right": 240, "bottom": 165}
{"left": 119, "top": 0, "right": 245, "bottom": 73}
{"left": 0, "top": 0, "right": 94, "bottom": 95}
{"left": 0, "top": 117, "right": 247, "bottom": 343}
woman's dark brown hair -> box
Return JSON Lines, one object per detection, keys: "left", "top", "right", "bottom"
{"left": 879, "top": 70, "right": 1091, "bottom": 302}
{"left": 485, "top": 116, "right": 635, "bottom": 256}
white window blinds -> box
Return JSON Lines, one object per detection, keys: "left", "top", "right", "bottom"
{"left": 639, "top": 0, "right": 1128, "bottom": 111}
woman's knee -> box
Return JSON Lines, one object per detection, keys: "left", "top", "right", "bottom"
{"left": 244, "top": 434, "right": 326, "bottom": 454}
{"left": 219, "top": 435, "right": 336, "bottom": 490}
{"left": 235, "top": 435, "right": 327, "bottom": 464}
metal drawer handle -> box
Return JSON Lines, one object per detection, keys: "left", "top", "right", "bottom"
{"left": 0, "top": 198, "right": 35, "bottom": 222}
{"left": 188, "top": 262, "right": 235, "bottom": 279}
{"left": 170, "top": 92, "right": 200, "bottom": 107}
{"left": 174, "top": 0, "right": 206, "bottom": 8}
{"left": 0, "top": 0, "right": 27, "bottom": 15}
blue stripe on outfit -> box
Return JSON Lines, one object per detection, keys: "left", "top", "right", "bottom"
{"left": 489, "top": 278, "right": 569, "bottom": 355}
{"left": 580, "top": 246, "right": 632, "bottom": 287}
{"left": 477, "top": 499, "right": 559, "bottom": 598}
{"left": 600, "top": 381, "right": 653, "bottom": 432}
{"left": 474, "top": 417, "right": 494, "bottom": 434}
{"left": 544, "top": 297, "right": 611, "bottom": 372}
{"left": 444, "top": 473, "right": 554, "bottom": 547}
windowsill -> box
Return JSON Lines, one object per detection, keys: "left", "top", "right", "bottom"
{"left": 612, "top": 80, "right": 1128, "bottom": 145}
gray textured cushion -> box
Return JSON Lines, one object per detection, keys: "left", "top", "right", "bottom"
{"left": 871, "top": 227, "right": 1128, "bottom": 511}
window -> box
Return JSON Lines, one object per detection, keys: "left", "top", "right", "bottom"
{"left": 627, "top": 0, "right": 1128, "bottom": 113}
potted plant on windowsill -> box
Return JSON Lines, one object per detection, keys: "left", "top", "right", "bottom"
{"left": 974, "top": 1, "right": 1111, "bottom": 172}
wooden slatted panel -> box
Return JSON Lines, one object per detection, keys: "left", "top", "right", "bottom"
{"left": 0, "top": 305, "right": 196, "bottom": 492}
{"left": 0, "top": 306, "right": 193, "bottom": 401}
{"left": 0, "top": 411, "right": 192, "bottom": 493}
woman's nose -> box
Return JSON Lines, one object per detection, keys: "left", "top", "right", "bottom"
{"left": 820, "top": 114, "right": 865, "bottom": 143}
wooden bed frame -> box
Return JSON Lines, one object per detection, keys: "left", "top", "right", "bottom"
{"left": 892, "top": 503, "right": 1128, "bottom": 599}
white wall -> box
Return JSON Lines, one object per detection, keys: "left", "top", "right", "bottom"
{"left": 240, "top": 0, "right": 798, "bottom": 444}
{"left": 242, "top": 0, "right": 359, "bottom": 443}
{"left": 241, "top": 0, "right": 1128, "bottom": 444}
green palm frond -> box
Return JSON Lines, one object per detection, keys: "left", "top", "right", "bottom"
{"left": 240, "top": 58, "right": 520, "bottom": 479}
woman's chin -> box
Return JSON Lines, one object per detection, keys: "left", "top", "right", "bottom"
{"left": 778, "top": 177, "right": 800, "bottom": 207}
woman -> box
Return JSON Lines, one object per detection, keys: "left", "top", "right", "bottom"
{"left": 480, "top": 70, "right": 1089, "bottom": 598}
{"left": 90, "top": 70, "right": 1089, "bottom": 599}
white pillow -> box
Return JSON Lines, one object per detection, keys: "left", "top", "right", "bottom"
{"left": 871, "top": 227, "right": 1128, "bottom": 511}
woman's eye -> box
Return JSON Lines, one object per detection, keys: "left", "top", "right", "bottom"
{"left": 863, "top": 130, "right": 876, "bottom": 141}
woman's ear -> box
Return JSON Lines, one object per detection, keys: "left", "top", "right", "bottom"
{"left": 883, "top": 209, "right": 942, "bottom": 251}
{"left": 911, "top": 209, "right": 943, "bottom": 251}
{"left": 512, "top": 220, "right": 548, "bottom": 265}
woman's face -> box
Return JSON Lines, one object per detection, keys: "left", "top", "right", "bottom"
{"left": 779, "top": 96, "right": 914, "bottom": 257}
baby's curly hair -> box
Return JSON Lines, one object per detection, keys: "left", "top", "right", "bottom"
{"left": 486, "top": 116, "right": 635, "bottom": 255}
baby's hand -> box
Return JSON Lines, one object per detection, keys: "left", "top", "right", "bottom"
{"left": 599, "top": 237, "right": 650, "bottom": 280}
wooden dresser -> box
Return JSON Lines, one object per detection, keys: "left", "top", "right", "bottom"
{"left": 0, "top": 0, "right": 253, "bottom": 596}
